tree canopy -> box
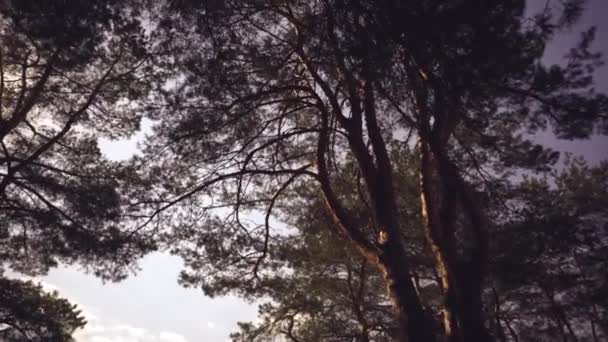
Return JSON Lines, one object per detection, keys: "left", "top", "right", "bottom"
{"left": 128, "top": 0, "right": 606, "bottom": 340}
{"left": 0, "top": 0, "right": 158, "bottom": 280}
{"left": 0, "top": 1, "right": 158, "bottom": 339}
{"left": 1, "top": 0, "right": 607, "bottom": 341}
{"left": 0, "top": 277, "right": 85, "bottom": 341}
{"left": 230, "top": 155, "right": 608, "bottom": 342}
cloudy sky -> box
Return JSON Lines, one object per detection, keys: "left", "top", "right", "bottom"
{"left": 16, "top": 1, "right": 608, "bottom": 342}
{"left": 42, "top": 253, "right": 257, "bottom": 342}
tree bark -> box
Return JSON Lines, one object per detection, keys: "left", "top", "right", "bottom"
{"left": 316, "top": 101, "right": 435, "bottom": 342}
{"left": 377, "top": 236, "right": 436, "bottom": 342}
{"left": 419, "top": 139, "right": 494, "bottom": 342}
{"left": 419, "top": 140, "right": 460, "bottom": 341}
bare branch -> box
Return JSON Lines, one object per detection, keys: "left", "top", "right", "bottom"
{"left": 0, "top": 51, "right": 58, "bottom": 141}
{"left": 252, "top": 169, "right": 305, "bottom": 279}
{"left": 316, "top": 101, "right": 378, "bottom": 258}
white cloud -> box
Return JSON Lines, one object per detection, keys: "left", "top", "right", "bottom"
{"left": 37, "top": 280, "right": 61, "bottom": 292}
{"left": 159, "top": 331, "right": 189, "bottom": 342}
{"left": 12, "top": 277, "right": 189, "bottom": 342}
{"left": 74, "top": 316, "right": 189, "bottom": 342}
{"left": 206, "top": 321, "right": 215, "bottom": 329}
{"left": 74, "top": 321, "right": 189, "bottom": 342}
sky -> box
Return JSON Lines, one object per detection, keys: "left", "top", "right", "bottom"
{"left": 41, "top": 253, "right": 257, "bottom": 342}
{"left": 13, "top": 1, "right": 608, "bottom": 342}
{"left": 529, "top": 0, "right": 608, "bottom": 162}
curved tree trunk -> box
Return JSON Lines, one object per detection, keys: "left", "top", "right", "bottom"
{"left": 316, "top": 99, "right": 436, "bottom": 342}
{"left": 419, "top": 139, "right": 494, "bottom": 342}
{"left": 378, "top": 232, "right": 437, "bottom": 342}
{"left": 322, "top": 195, "right": 436, "bottom": 342}
{"left": 419, "top": 140, "right": 461, "bottom": 341}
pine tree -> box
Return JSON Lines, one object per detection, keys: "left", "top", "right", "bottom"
{"left": 1, "top": 1, "right": 160, "bottom": 340}
{"left": 132, "top": 1, "right": 607, "bottom": 340}
{"left": 0, "top": 277, "right": 85, "bottom": 342}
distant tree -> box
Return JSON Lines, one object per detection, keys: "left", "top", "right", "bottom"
{"left": 0, "top": 277, "right": 85, "bottom": 342}
{"left": 133, "top": 1, "right": 607, "bottom": 341}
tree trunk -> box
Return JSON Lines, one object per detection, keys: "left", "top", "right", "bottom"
{"left": 435, "top": 150, "right": 492, "bottom": 342}
{"left": 321, "top": 189, "right": 436, "bottom": 342}
{"left": 457, "top": 265, "right": 494, "bottom": 342}
{"left": 420, "top": 140, "right": 461, "bottom": 341}
{"left": 315, "top": 70, "right": 436, "bottom": 341}
{"left": 491, "top": 286, "right": 508, "bottom": 342}
{"left": 419, "top": 140, "right": 494, "bottom": 342}
{"left": 377, "top": 236, "right": 436, "bottom": 342}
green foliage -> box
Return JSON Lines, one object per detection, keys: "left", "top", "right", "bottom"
{"left": 0, "top": 277, "right": 85, "bottom": 341}
{"left": 1, "top": 1, "right": 607, "bottom": 341}
{"left": 125, "top": 0, "right": 607, "bottom": 340}
{"left": 491, "top": 159, "right": 608, "bottom": 341}
{"left": 230, "top": 230, "right": 396, "bottom": 341}
{"left": 0, "top": 0, "right": 158, "bottom": 280}
{"left": 0, "top": 2, "right": 160, "bottom": 340}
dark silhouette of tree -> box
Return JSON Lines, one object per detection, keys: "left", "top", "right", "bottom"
{"left": 491, "top": 158, "right": 608, "bottom": 342}
{"left": 129, "top": 1, "right": 607, "bottom": 341}
{"left": 0, "top": 0, "right": 157, "bottom": 280}
{"left": 2, "top": 1, "right": 603, "bottom": 341}
{"left": 230, "top": 153, "right": 608, "bottom": 342}
{"left": 0, "top": 277, "right": 85, "bottom": 342}
{"left": 1, "top": 1, "right": 161, "bottom": 340}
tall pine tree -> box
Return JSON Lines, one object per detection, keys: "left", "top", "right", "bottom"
{"left": 130, "top": 1, "right": 607, "bottom": 340}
